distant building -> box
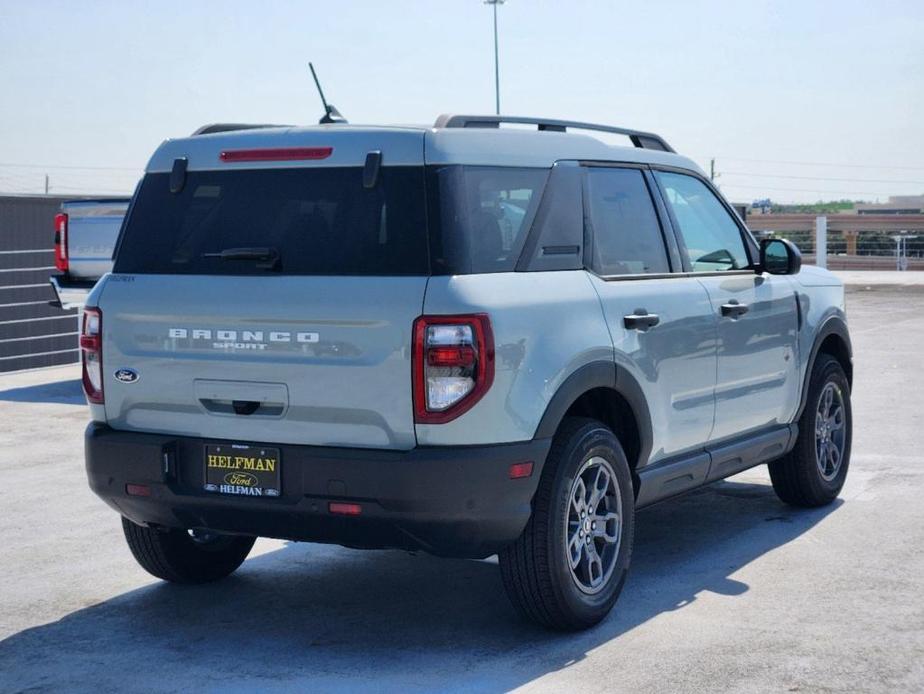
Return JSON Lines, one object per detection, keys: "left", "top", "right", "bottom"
{"left": 856, "top": 194, "right": 924, "bottom": 215}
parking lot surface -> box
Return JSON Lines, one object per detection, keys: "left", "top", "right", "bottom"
{"left": 1, "top": 288, "right": 922, "bottom": 693}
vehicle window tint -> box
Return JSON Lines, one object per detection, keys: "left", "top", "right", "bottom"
{"left": 584, "top": 167, "right": 669, "bottom": 276}
{"left": 654, "top": 171, "right": 749, "bottom": 272}
{"left": 428, "top": 166, "right": 548, "bottom": 274}
{"left": 114, "top": 167, "right": 429, "bottom": 276}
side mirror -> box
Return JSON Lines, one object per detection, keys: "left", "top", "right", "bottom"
{"left": 759, "top": 238, "right": 801, "bottom": 275}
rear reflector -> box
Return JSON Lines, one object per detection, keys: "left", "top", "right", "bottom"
{"left": 426, "top": 345, "right": 476, "bottom": 368}
{"left": 79, "top": 334, "right": 100, "bottom": 351}
{"left": 126, "top": 484, "right": 151, "bottom": 497}
{"left": 219, "top": 147, "right": 333, "bottom": 162}
{"left": 329, "top": 502, "right": 362, "bottom": 516}
{"left": 508, "top": 462, "right": 534, "bottom": 479}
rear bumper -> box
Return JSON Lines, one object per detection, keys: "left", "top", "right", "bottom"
{"left": 49, "top": 275, "right": 96, "bottom": 310}
{"left": 85, "top": 423, "right": 550, "bottom": 558}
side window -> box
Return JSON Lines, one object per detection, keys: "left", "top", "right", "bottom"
{"left": 654, "top": 171, "right": 750, "bottom": 272}
{"left": 428, "top": 166, "right": 547, "bottom": 274}
{"left": 584, "top": 167, "right": 670, "bottom": 276}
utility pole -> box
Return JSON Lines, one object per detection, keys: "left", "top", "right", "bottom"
{"left": 710, "top": 158, "right": 716, "bottom": 182}
{"left": 44, "top": 174, "right": 49, "bottom": 195}
{"left": 485, "top": 0, "right": 505, "bottom": 115}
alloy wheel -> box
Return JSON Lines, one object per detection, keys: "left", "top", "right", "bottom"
{"left": 565, "top": 456, "right": 623, "bottom": 594}
{"left": 815, "top": 381, "right": 847, "bottom": 481}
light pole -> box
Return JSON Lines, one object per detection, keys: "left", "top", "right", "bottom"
{"left": 891, "top": 232, "right": 917, "bottom": 271}
{"left": 485, "top": 0, "right": 504, "bottom": 115}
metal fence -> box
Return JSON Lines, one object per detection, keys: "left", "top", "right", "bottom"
{"left": 0, "top": 195, "right": 80, "bottom": 373}
{"left": 760, "top": 230, "right": 924, "bottom": 270}
{"left": 747, "top": 213, "right": 924, "bottom": 271}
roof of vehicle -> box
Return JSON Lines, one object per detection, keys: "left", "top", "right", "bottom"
{"left": 145, "top": 116, "right": 704, "bottom": 175}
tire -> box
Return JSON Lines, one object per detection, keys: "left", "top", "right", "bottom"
{"left": 498, "top": 417, "right": 635, "bottom": 631}
{"left": 121, "top": 517, "right": 256, "bottom": 584}
{"left": 769, "top": 354, "right": 852, "bottom": 507}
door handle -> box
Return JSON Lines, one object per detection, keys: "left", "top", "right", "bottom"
{"left": 721, "top": 300, "right": 749, "bottom": 319}
{"left": 624, "top": 310, "right": 660, "bottom": 331}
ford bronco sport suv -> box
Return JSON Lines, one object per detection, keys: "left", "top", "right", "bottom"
{"left": 82, "top": 115, "right": 852, "bottom": 630}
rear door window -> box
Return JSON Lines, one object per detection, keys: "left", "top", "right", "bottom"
{"left": 654, "top": 171, "right": 750, "bottom": 272}
{"left": 114, "top": 166, "right": 429, "bottom": 276}
{"left": 583, "top": 167, "right": 670, "bottom": 276}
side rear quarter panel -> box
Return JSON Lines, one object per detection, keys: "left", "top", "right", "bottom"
{"left": 417, "top": 271, "right": 612, "bottom": 446}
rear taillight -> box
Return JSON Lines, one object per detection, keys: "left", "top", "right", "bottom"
{"left": 80, "top": 307, "right": 104, "bottom": 404}
{"left": 413, "top": 314, "right": 494, "bottom": 424}
{"left": 53, "top": 213, "right": 68, "bottom": 272}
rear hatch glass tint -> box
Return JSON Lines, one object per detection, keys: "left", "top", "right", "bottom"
{"left": 114, "top": 167, "right": 429, "bottom": 276}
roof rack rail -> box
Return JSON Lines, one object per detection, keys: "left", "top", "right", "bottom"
{"left": 433, "top": 114, "right": 675, "bottom": 153}
{"left": 191, "top": 123, "right": 292, "bottom": 136}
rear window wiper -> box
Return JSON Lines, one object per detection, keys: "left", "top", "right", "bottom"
{"left": 202, "top": 246, "right": 280, "bottom": 270}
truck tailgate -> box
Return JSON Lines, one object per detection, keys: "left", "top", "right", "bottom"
{"left": 63, "top": 200, "right": 129, "bottom": 280}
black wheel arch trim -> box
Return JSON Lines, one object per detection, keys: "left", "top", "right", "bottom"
{"left": 534, "top": 360, "right": 654, "bottom": 470}
{"left": 796, "top": 315, "right": 853, "bottom": 419}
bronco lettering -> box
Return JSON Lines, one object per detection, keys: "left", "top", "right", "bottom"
{"left": 168, "top": 328, "right": 319, "bottom": 343}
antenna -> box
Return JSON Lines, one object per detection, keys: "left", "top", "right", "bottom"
{"left": 308, "top": 62, "right": 347, "bottom": 125}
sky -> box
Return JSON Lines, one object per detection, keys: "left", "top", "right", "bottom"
{"left": 0, "top": 0, "right": 922, "bottom": 204}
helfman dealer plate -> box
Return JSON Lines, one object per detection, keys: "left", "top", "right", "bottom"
{"left": 204, "top": 444, "right": 281, "bottom": 497}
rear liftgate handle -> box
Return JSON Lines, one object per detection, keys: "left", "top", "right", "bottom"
{"left": 623, "top": 309, "right": 660, "bottom": 332}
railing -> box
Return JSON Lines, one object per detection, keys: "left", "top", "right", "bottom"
{"left": 0, "top": 246, "right": 79, "bottom": 373}
{"left": 747, "top": 214, "right": 924, "bottom": 271}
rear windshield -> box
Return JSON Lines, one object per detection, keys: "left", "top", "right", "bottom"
{"left": 114, "top": 164, "right": 549, "bottom": 276}
{"left": 114, "top": 167, "right": 429, "bottom": 276}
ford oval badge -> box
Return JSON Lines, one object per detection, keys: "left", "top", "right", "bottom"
{"left": 114, "top": 368, "right": 140, "bottom": 384}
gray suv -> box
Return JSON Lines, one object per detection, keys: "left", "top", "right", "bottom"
{"left": 82, "top": 115, "right": 852, "bottom": 630}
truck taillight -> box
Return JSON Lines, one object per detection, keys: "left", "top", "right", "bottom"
{"left": 413, "top": 314, "right": 494, "bottom": 424}
{"left": 54, "top": 213, "right": 69, "bottom": 272}
{"left": 80, "top": 307, "right": 104, "bottom": 404}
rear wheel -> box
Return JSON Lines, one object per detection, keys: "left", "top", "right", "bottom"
{"left": 769, "top": 354, "right": 852, "bottom": 507}
{"left": 498, "top": 417, "right": 635, "bottom": 630}
{"left": 122, "top": 517, "right": 256, "bottom": 584}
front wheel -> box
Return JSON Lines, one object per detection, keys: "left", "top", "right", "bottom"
{"left": 769, "top": 354, "right": 852, "bottom": 507}
{"left": 122, "top": 518, "right": 256, "bottom": 584}
{"left": 499, "top": 417, "right": 635, "bottom": 630}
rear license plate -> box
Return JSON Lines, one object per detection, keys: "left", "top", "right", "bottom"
{"left": 204, "top": 444, "right": 281, "bottom": 498}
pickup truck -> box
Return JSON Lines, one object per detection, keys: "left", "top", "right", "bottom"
{"left": 49, "top": 198, "right": 130, "bottom": 309}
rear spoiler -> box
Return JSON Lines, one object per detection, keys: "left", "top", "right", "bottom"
{"left": 192, "top": 123, "right": 292, "bottom": 136}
